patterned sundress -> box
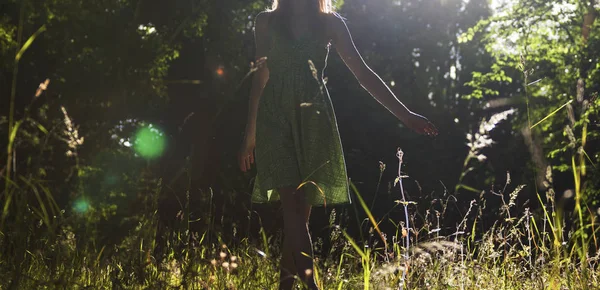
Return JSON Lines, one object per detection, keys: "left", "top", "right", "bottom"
{"left": 252, "top": 13, "right": 351, "bottom": 206}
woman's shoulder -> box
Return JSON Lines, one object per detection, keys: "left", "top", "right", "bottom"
{"left": 324, "top": 12, "right": 348, "bottom": 29}
{"left": 256, "top": 10, "right": 273, "bottom": 18}
{"left": 255, "top": 10, "right": 273, "bottom": 25}
{"left": 320, "top": 12, "right": 347, "bottom": 40}
{"left": 254, "top": 10, "right": 274, "bottom": 36}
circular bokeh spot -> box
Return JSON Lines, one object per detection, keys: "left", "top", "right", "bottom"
{"left": 104, "top": 174, "right": 119, "bottom": 186}
{"left": 73, "top": 198, "right": 90, "bottom": 214}
{"left": 133, "top": 125, "right": 166, "bottom": 159}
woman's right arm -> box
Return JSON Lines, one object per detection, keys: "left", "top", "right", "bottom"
{"left": 240, "top": 11, "right": 270, "bottom": 172}
{"left": 327, "top": 13, "right": 437, "bottom": 136}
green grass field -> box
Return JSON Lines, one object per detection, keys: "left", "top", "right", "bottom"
{"left": 1, "top": 173, "right": 598, "bottom": 289}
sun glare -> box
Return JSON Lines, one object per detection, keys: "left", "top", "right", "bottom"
{"left": 133, "top": 125, "right": 166, "bottom": 160}
{"left": 73, "top": 198, "right": 90, "bottom": 214}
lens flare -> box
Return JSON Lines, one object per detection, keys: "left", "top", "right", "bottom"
{"left": 133, "top": 125, "right": 166, "bottom": 159}
{"left": 104, "top": 174, "right": 118, "bottom": 186}
{"left": 73, "top": 199, "right": 90, "bottom": 214}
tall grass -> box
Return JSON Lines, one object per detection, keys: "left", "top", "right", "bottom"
{"left": 5, "top": 144, "right": 598, "bottom": 289}
{"left": 2, "top": 25, "right": 598, "bottom": 290}
{"left": 2, "top": 109, "right": 598, "bottom": 288}
{"left": 1, "top": 110, "right": 598, "bottom": 289}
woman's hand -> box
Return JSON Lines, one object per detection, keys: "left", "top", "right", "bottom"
{"left": 238, "top": 57, "right": 266, "bottom": 173}
{"left": 238, "top": 136, "right": 256, "bottom": 172}
{"left": 401, "top": 112, "right": 438, "bottom": 136}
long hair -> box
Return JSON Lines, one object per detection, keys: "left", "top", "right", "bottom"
{"left": 270, "top": 0, "right": 334, "bottom": 14}
{"left": 269, "top": 0, "right": 334, "bottom": 42}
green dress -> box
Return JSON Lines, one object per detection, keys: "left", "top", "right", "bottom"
{"left": 251, "top": 16, "right": 351, "bottom": 206}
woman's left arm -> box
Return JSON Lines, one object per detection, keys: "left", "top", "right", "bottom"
{"left": 328, "top": 13, "right": 437, "bottom": 136}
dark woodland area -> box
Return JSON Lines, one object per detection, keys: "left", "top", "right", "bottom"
{"left": 1, "top": 0, "right": 599, "bottom": 288}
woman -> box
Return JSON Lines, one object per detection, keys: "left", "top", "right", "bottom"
{"left": 238, "top": 0, "right": 437, "bottom": 289}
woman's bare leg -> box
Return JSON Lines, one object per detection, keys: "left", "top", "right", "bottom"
{"left": 278, "top": 186, "right": 318, "bottom": 289}
{"left": 279, "top": 235, "right": 295, "bottom": 290}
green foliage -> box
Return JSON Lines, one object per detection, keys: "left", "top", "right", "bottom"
{"left": 1, "top": 155, "right": 599, "bottom": 289}
{"left": 463, "top": 64, "right": 514, "bottom": 99}
{"left": 460, "top": 0, "right": 600, "bottom": 241}
{"left": 1, "top": 0, "right": 598, "bottom": 288}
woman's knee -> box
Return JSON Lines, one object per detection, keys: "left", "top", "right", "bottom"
{"left": 281, "top": 186, "right": 309, "bottom": 208}
{"left": 278, "top": 187, "right": 297, "bottom": 207}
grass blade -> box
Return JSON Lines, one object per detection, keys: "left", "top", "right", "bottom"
{"left": 349, "top": 181, "right": 387, "bottom": 251}
{"left": 15, "top": 25, "right": 47, "bottom": 62}
{"left": 530, "top": 99, "right": 573, "bottom": 129}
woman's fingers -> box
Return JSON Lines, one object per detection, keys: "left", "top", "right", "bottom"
{"left": 238, "top": 147, "right": 255, "bottom": 172}
{"left": 239, "top": 153, "right": 246, "bottom": 172}
{"left": 425, "top": 127, "right": 435, "bottom": 136}
{"left": 428, "top": 122, "right": 439, "bottom": 136}
{"left": 419, "top": 121, "right": 438, "bottom": 137}
{"left": 424, "top": 125, "right": 433, "bottom": 136}
{"left": 240, "top": 151, "right": 248, "bottom": 172}
{"left": 254, "top": 57, "right": 268, "bottom": 69}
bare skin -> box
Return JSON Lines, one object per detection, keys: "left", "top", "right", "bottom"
{"left": 239, "top": 5, "right": 438, "bottom": 290}
{"left": 278, "top": 186, "right": 316, "bottom": 289}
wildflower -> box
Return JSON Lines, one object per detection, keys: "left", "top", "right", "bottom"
{"left": 564, "top": 189, "right": 574, "bottom": 199}
{"left": 219, "top": 251, "right": 227, "bottom": 259}
{"left": 478, "top": 109, "right": 515, "bottom": 134}
{"left": 465, "top": 109, "right": 515, "bottom": 167}
{"left": 304, "top": 269, "right": 313, "bottom": 277}
{"left": 60, "top": 106, "right": 84, "bottom": 157}
{"left": 308, "top": 60, "right": 319, "bottom": 82}
{"left": 35, "top": 78, "right": 50, "bottom": 97}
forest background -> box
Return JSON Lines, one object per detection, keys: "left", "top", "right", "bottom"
{"left": 1, "top": 0, "right": 599, "bottom": 288}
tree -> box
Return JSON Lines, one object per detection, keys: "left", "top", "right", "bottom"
{"left": 460, "top": 0, "right": 600, "bottom": 256}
